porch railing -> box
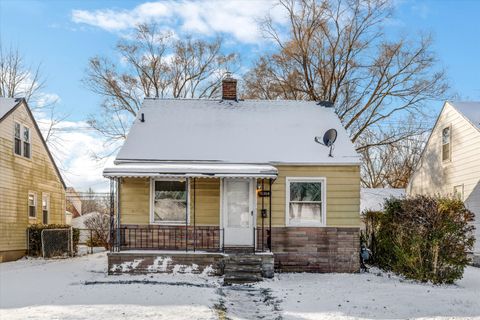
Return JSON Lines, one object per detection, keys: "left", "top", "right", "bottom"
{"left": 113, "top": 226, "right": 223, "bottom": 252}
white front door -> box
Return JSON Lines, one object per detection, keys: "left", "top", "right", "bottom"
{"left": 222, "top": 178, "right": 255, "bottom": 247}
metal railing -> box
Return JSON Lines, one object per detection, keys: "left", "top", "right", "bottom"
{"left": 114, "top": 226, "right": 222, "bottom": 252}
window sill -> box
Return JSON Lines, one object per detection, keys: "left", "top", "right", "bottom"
{"left": 286, "top": 223, "right": 326, "bottom": 228}
{"left": 149, "top": 222, "right": 190, "bottom": 226}
{"left": 14, "top": 152, "right": 32, "bottom": 161}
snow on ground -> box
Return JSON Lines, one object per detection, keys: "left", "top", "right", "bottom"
{"left": 1, "top": 252, "right": 479, "bottom": 320}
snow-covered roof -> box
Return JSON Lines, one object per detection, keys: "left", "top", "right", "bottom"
{"left": 104, "top": 162, "right": 278, "bottom": 178}
{"left": 0, "top": 97, "right": 21, "bottom": 121}
{"left": 360, "top": 188, "right": 405, "bottom": 213}
{"left": 448, "top": 101, "right": 480, "bottom": 131}
{"left": 114, "top": 99, "right": 360, "bottom": 166}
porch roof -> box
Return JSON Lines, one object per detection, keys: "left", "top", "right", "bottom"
{"left": 103, "top": 162, "right": 278, "bottom": 179}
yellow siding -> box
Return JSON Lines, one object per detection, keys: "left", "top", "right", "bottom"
{"left": 258, "top": 165, "right": 360, "bottom": 227}
{"left": 119, "top": 165, "right": 360, "bottom": 228}
{"left": 0, "top": 102, "right": 65, "bottom": 258}
{"left": 119, "top": 178, "right": 220, "bottom": 225}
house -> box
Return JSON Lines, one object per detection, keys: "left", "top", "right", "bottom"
{"left": 66, "top": 187, "right": 82, "bottom": 218}
{"left": 360, "top": 188, "right": 405, "bottom": 213}
{"left": 407, "top": 101, "right": 480, "bottom": 253}
{"left": 103, "top": 77, "right": 361, "bottom": 277}
{"left": 0, "top": 97, "right": 66, "bottom": 262}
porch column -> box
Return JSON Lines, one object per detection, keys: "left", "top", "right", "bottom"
{"left": 268, "top": 178, "right": 272, "bottom": 251}
{"left": 116, "top": 178, "right": 121, "bottom": 252}
{"left": 109, "top": 178, "right": 115, "bottom": 252}
{"left": 185, "top": 177, "right": 189, "bottom": 252}
{"left": 193, "top": 177, "right": 196, "bottom": 252}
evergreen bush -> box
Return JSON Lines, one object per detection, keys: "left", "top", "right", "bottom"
{"left": 364, "top": 195, "right": 475, "bottom": 284}
{"left": 28, "top": 224, "right": 80, "bottom": 256}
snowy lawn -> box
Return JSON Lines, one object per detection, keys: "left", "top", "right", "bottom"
{"left": 0, "top": 252, "right": 479, "bottom": 320}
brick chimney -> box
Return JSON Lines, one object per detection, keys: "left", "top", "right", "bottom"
{"left": 222, "top": 75, "right": 237, "bottom": 100}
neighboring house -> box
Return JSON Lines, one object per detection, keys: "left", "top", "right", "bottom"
{"left": 66, "top": 187, "right": 82, "bottom": 218}
{"left": 104, "top": 77, "right": 361, "bottom": 276}
{"left": 407, "top": 101, "right": 480, "bottom": 253}
{"left": 360, "top": 188, "right": 405, "bottom": 213}
{"left": 0, "top": 97, "right": 66, "bottom": 262}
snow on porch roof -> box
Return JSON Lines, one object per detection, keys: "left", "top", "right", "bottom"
{"left": 114, "top": 98, "right": 360, "bottom": 165}
{"left": 103, "top": 162, "right": 278, "bottom": 178}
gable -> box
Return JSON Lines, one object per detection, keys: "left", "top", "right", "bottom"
{"left": 0, "top": 99, "right": 66, "bottom": 189}
{"left": 407, "top": 102, "right": 480, "bottom": 194}
{"left": 115, "top": 99, "right": 360, "bottom": 165}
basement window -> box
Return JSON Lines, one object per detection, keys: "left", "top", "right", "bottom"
{"left": 28, "top": 192, "right": 37, "bottom": 218}
{"left": 442, "top": 126, "right": 451, "bottom": 162}
{"left": 453, "top": 185, "right": 464, "bottom": 201}
{"left": 286, "top": 177, "right": 326, "bottom": 227}
{"left": 151, "top": 179, "right": 189, "bottom": 225}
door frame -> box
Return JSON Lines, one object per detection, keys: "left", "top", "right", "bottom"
{"left": 220, "top": 178, "right": 257, "bottom": 247}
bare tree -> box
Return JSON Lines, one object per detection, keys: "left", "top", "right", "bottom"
{"left": 359, "top": 117, "right": 428, "bottom": 187}
{"left": 243, "top": 0, "right": 448, "bottom": 185}
{"left": 0, "top": 44, "right": 66, "bottom": 145}
{"left": 85, "top": 23, "right": 238, "bottom": 144}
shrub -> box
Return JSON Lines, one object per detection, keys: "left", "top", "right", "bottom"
{"left": 28, "top": 224, "right": 80, "bottom": 256}
{"left": 364, "top": 195, "right": 475, "bottom": 284}
{"left": 84, "top": 212, "right": 110, "bottom": 249}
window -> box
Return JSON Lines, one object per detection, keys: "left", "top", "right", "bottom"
{"left": 286, "top": 177, "right": 326, "bottom": 226}
{"left": 13, "top": 122, "right": 31, "bottom": 159}
{"left": 42, "top": 194, "right": 49, "bottom": 224}
{"left": 453, "top": 185, "right": 464, "bottom": 201}
{"left": 152, "top": 179, "right": 188, "bottom": 224}
{"left": 14, "top": 122, "right": 21, "bottom": 155}
{"left": 23, "top": 127, "right": 31, "bottom": 158}
{"left": 442, "top": 127, "right": 451, "bottom": 161}
{"left": 28, "top": 192, "right": 37, "bottom": 218}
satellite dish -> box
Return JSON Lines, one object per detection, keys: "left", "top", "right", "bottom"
{"left": 323, "top": 128, "right": 337, "bottom": 146}
{"left": 314, "top": 128, "right": 338, "bottom": 157}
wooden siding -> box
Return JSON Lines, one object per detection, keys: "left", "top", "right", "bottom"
{"left": 119, "top": 165, "right": 360, "bottom": 228}
{"left": 262, "top": 165, "right": 360, "bottom": 227}
{"left": 0, "top": 102, "right": 65, "bottom": 258}
{"left": 407, "top": 102, "right": 480, "bottom": 252}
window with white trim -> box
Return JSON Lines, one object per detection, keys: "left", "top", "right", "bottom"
{"left": 14, "top": 122, "right": 21, "bottom": 155}
{"left": 42, "top": 193, "right": 50, "bottom": 224}
{"left": 14, "top": 122, "right": 31, "bottom": 158}
{"left": 453, "top": 185, "right": 464, "bottom": 201}
{"left": 28, "top": 192, "right": 37, "bottom": 218}
{"left": 286, "top": 177, "right": 326, "bottom": 226}
{"left": 442, "top": 126, "right": 451, "bottom": 161}
{"left": 152, "top": 179, "right": 188, "bottom": 224}
{"left": 23, "top": 126, "right": 31, "bottom": 158}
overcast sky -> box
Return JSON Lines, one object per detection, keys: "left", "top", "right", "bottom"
{"left": 1, "top": 0, "right": 479, "bottom": 192}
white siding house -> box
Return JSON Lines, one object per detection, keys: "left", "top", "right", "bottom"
{"left": 407, "top": 101, "right": 480, "bottom": 253}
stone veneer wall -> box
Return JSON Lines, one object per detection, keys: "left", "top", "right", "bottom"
{"left": 270, "top": 227, "right": 360, "bottom": 273}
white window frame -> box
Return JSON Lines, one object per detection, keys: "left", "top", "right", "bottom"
{"left": 13, "top": 121, "right": 31, "bottom": 159}
{"left": 441, "top": 125, "right": 451, "bottom": 162}
{"left": 453, "top": 184, "right": 464, "bottom": 201}
{"left": 285, "top": 177, "right": 327, "bottom": 227}
{"left": 42, "top": 193, "right": 50, "bottom": 224}
{"left": 149, "top": 178, "right": 190, "bottom": 225}
{"left": 28, "top": 192, "right": 37, "bottom": 219}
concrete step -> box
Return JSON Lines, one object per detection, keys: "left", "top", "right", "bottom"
{"left": 224, "top": 265, "right": 263, "bottom": 273}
